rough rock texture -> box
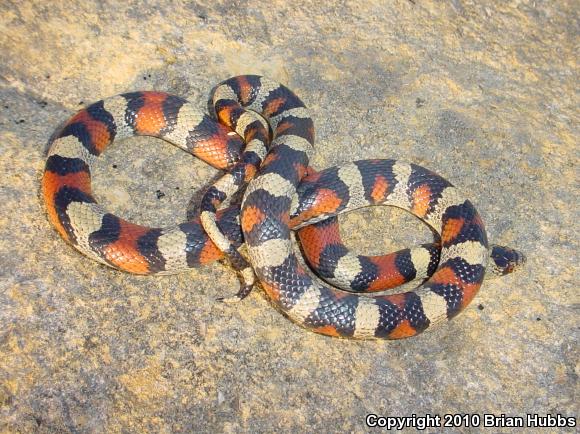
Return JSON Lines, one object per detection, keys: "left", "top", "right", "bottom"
{"left": 0, "top": 1, "right": 577, "bottom": 432}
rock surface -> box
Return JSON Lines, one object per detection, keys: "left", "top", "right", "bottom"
{"left": 0, "top": 1, "right": 577, "bottom": 432}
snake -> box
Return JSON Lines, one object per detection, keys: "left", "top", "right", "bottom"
{"left": 42, "top": 75, "right": 525, "bottom": 339}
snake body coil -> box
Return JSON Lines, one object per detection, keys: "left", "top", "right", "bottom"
{"left": 43, "top": 76, "right": 525, "bottom": 339}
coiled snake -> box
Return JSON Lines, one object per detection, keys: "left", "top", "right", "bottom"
{"left": 42, "top": 75, "right": 525, "bottom": 339}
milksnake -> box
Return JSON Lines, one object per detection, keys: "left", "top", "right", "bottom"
{"left": 42, "top": 75, "right": 525, "bottom": 339}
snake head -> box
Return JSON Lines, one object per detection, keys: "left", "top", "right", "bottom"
{"left": 490, "top": 245, "right": 526, "bottom": 275}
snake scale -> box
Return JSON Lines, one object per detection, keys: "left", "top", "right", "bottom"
{"left": 42, "top": 75, "right": 525, "bottom": 339}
